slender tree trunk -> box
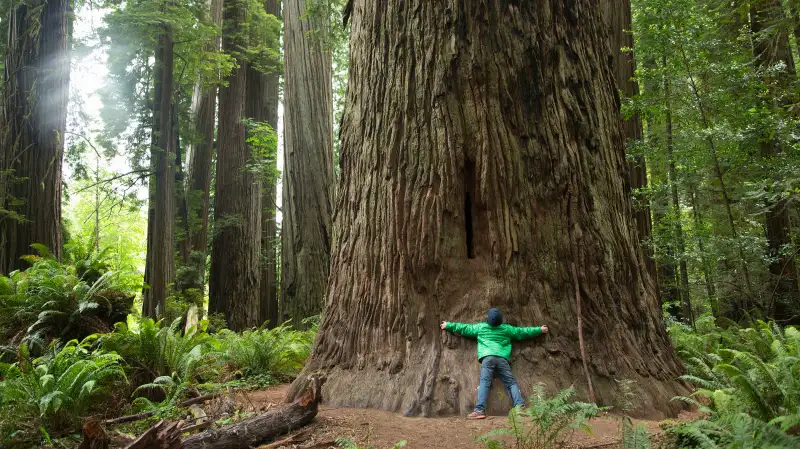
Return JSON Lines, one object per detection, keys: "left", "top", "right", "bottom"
{"left": 143, "top": 29, "right": 177, "bottom": 319}
{"left": 209, "top": 0, "right": 262, "bottom": 331}
{"left": 288, "top": 0, "right": 686, "bottom": 419}
{"left": 750, "top": 0, "right": 800, "bottom": 323}
{"left": 663, "top": 60, "right": 693, "bottom": 326}
{"left": 0, "top": 0, "right": 70, "bottom": 272}
{"left": 182, "top": 0, "right": 224, "bottom": 289}
{"left": 281, "top": 0, "right": 334, "bottom": 327}
{"left": 599, "top": 0, "right": 657, "bottom": 286}
{"left": 679, "top": 46, "right": 756, "bottom": 317}
{"left": 689, "top": 183, "right": 717, "bottom": 311}
{"left": 260, "top": 0, "right": 281, "bottom": 328}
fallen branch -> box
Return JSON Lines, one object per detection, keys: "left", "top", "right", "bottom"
{"left": 182, "top": 375, "right": 325, "bottom": 449}
{"left": 572, "top": 262, "right": 596, "bottom": 403}
{"left": 103, "top": 392, "right": 223, "bottom": 426}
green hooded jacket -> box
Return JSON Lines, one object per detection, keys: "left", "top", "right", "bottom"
{"left": 445, "top": 322, "right": 543, "bottom": 361}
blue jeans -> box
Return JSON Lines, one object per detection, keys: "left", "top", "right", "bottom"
{"left": 475, "top": 356, "right": 525, "bottom": 412}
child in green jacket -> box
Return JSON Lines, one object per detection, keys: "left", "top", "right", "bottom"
{"left": 440, "top": 308, "right": 548, "bottom": 419}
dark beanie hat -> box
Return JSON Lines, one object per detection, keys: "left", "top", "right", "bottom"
{"left": 487, "top": 308, "right": 503, "bottom": 326}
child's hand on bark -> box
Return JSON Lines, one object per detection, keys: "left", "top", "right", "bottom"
{"left": 541, "top": 325, "right": 549, "bottom": 334}
{"left": 440, "top": 321, "right": 448, "bottom": 330}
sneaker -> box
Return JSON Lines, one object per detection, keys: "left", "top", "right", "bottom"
{"left": 467, "top": 410, "right": 486, "bottom": 420}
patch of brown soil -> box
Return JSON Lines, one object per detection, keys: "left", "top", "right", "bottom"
{"left": 240, "top": 385, "right": 699, "bottom": 449}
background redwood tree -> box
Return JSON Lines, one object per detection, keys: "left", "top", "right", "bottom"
{"left": 209, "top": 0, "right": 262, "bottom": 330}
{"left": 0, "top": 0, "right": 71, "bottom": 272}
{"left": 259, "top": 0, "right": 281, "bottom": 328}
{"left": 290, "top": 0, "right": 686, "bottom": 418}
{"left": 281, "top": 0, "right": 334, "bottom": 327}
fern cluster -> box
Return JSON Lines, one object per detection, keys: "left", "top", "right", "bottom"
{"left": 0, "top": 249, "right": 133, "bottom": 354}
{"left": 667, "top": 319, "right": 800, "bottom": 448}
{"left": 0, "top": 339, "right": 126, "bottom": 447}
{"left": 478, "top": 384, "right": 600, "bottom": 449}
{"left": 99, "top": 317, "right": 217, "bottom": 387}
{"left": 215, "top": 324, "right": 314, "bottom": 382}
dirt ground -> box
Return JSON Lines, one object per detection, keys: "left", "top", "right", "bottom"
{"left": 239, "top": 385, "right": 699, "bottom": 449}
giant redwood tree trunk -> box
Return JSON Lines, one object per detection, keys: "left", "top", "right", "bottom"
{"left": 599, "top": 0, "right": 656, "bottom": 285}
{"left": 259, "top": 0, "right": 281, "bottom": 328}
{"left": 281, "top": 0, "right": 334, "bottom": 327}
{"left": 209, "top": 0, "right": 262, "bottom": 330}
{"left": 289, "top": 0, "right": 686, "bottom": 418}
{"left": 0, "top": 0, "right": 70, "bottom": 273}
{"left": 143, "top": 30, "right": 177, "bottom": 318}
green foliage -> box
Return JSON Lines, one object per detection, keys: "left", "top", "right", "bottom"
{"left": 668, "top": 318, "right": 800, "bottom": 447}
{"left": 63, "top": 179, "right": 147, "bottom": 294}
{"left": 478, "top": 385, "right": 600, "bottom": 449}
{"left": 99, "top": 317, "right": 216, "bottom": 388}
{"left": 0, "top": 254, "right": 133, "bottom": 353}
{"left": 631, "top": 0, "right": 800, "bottom": 323}
{"left": 615, "top": 379, "right": 652, "bottom": 449}
{"left": 0, "top": 339, "right": 126, "bottom": 447}
{"left": 215, "top": 324, "right": 314, "bottom": 382}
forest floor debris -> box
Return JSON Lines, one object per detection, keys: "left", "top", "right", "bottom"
{"left": 240, "top": 384, "right": 700, "bottom": 449}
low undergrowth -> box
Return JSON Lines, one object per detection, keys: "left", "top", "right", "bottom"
{"left": 665, "top": 317, "right": 800, "bottom": 448}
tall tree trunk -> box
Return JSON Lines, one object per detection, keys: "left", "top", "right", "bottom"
{"left": 181, "top": 0, "right": 224, "bottom": 291}
{"left": 209, "top": 0, "right": 262, "bottom": 331}
{"left": 143, "top": 30, "right": 177, "bottom": 318}
{"left": 679, "top": 46, "right": 756, "bottom": 317}
{"left": 288, "top": 0, "right": 686, "bottom": 418}
{"left": 281, "top": 0, "right": 334, "bottom": 327}
{"left": 0, "top": 0, "right": 70, "bottom": 272}
{"left": 689, "top": 183, "right": 717, "bottom": 312}
{"left": 750, "top": 0, "right": 800, "bottom": 323}
{"left": 663, "top": 60, "right": 693, "bottom": 326}
{"left": 599, "top": 0, "right": 657, "bottom": 286}
{"left": 260, "top": 0, "right": 281, "bottom": 328}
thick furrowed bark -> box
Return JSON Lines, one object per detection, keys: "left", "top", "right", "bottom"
{"left": 290, "top": 0, "right": 686, "bottom": 419}
{"left": 209, "top": 0, "right": 262, "bottom": 330}
{"left": 0, "top": 0, "right": 70, "bottom": 273}
{"left": 600, "top": 0, "right": 656, "bottom": 286}
{"left": 281, "top": 0, "right": 334, "bottom": 327}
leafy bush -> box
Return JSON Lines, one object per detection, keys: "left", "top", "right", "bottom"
{"left": 0, "top": 339, "right": 125, "bottom": 447}
{"left": 215, "top": 324, "right": 314, "bottom": 382}
{"left": 0, "top": 253, "right": 132, "bottom": 353}
{"left": 99, "top": 317, "right": 216, "bottom": 388}
{"left": 478, "top": 385, "right": 600, "bottom": 449}
{"left": 667, "top": 318, "right": 800, "bottom": 448}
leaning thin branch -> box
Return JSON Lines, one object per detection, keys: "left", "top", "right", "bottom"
{"left": 75, "top": 169, "right": 152, "bottom": 194}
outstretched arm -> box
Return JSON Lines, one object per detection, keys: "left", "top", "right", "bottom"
{"left": 507, "top": 325, "right": 549, "bottom": 341}
{"left": 440, "top": 321, "right": 481, "bottom": 338}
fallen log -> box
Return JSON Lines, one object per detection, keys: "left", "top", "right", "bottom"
{"left": 182, "top": 375, "right": 325, "bottom": 449}
{"left": 122, "top": 420, "right": 183, "bottom": 449}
